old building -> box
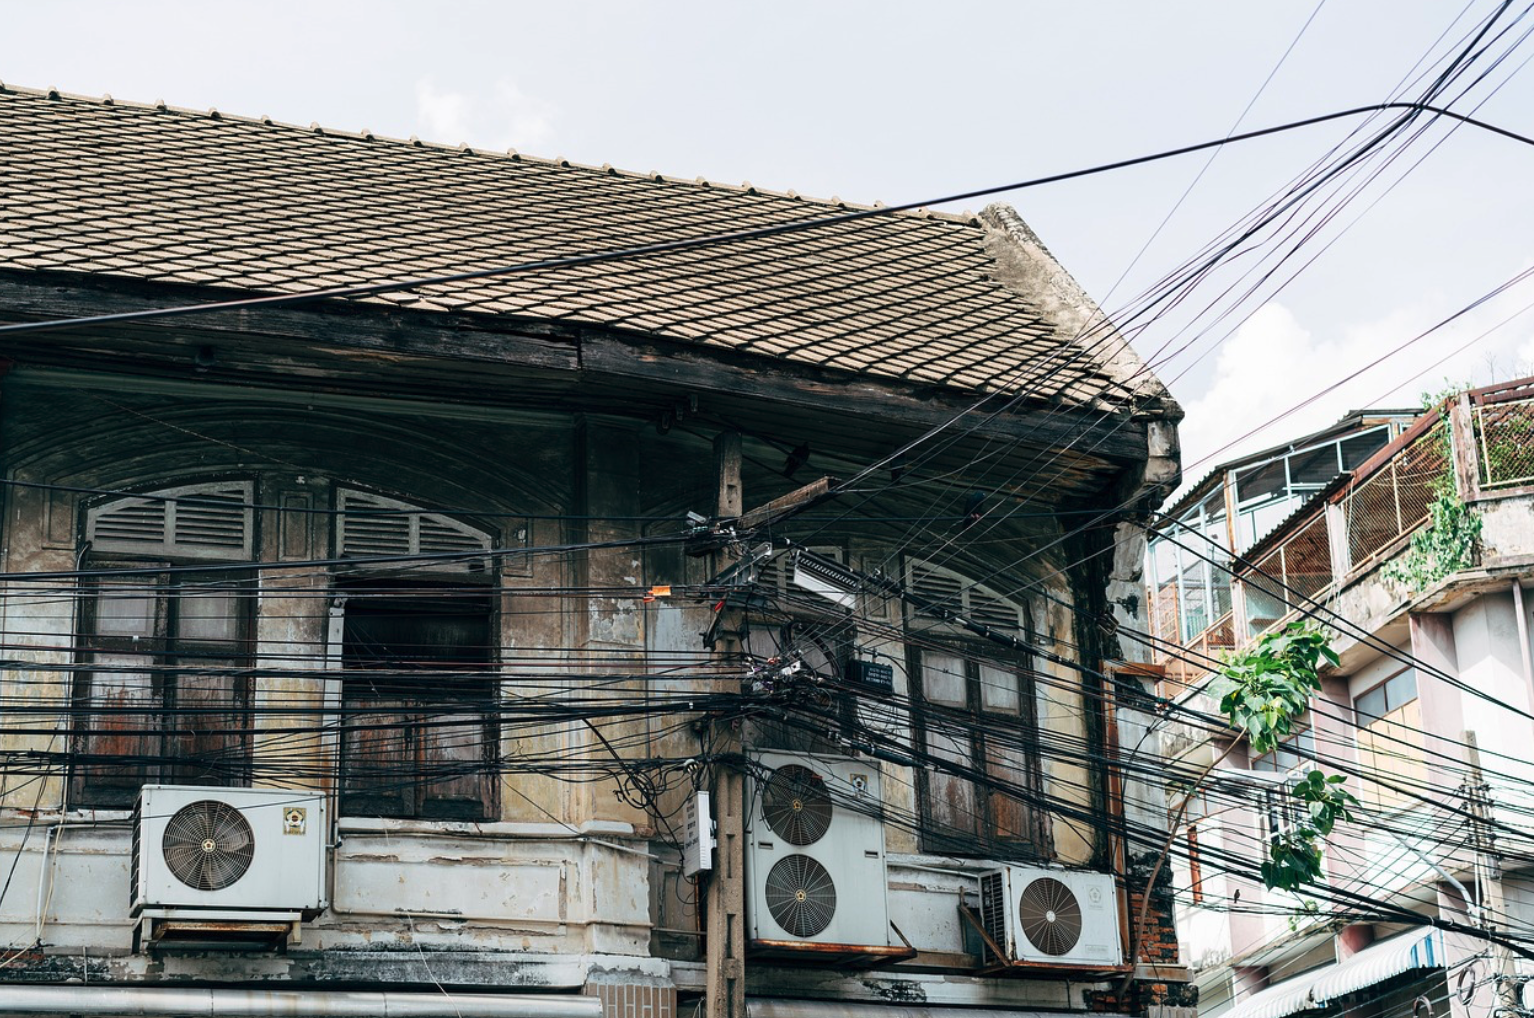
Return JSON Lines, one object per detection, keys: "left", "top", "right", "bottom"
{"left": 0, "top": 84, "right": 1186, "bottom": 1016}
{"left": 1146, "top": 384, "right": 1534, "bottom": 1018}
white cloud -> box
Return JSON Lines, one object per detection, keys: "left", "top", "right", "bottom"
{"left": 1173, "top": 286, "right": 1534, "bottom": 489}
{"left": 415, "top": 77, "right": 473, "bottom": 143}
{"left": 414, "top": 77, "right": 557, "bottom": 152}
{"left": 491, "top": 80, "right": 556, "bottom": 151}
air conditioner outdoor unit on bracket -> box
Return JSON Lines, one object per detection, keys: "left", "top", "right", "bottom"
{"left": 746, "top": 752, "right": 911, "bottom": 964}
{"left": 132, "top": 785, "right": 328, "bottom": 921}
{"left": 978, "top": 865, "right": 1123, "bottom": 969}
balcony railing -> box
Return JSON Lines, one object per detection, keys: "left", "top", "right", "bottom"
{"left": 1158, "top": 611, "right": 1235, "bottom": 698}
{"left": 1149, "top": 379, "right": 1534, "bottom": 685}
{"left": 1474, "top": 381, "right": 1534, "bottom": 490}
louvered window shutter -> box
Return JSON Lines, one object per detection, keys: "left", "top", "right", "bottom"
{"left": 336, "top": 490, "right": 494, "bottom": 573}
{"left": 86, "top": 482, "right": 254, "bottom": 560}
{"left": 906, "top": 558, "right": 1024, "bottom": 635}
{"left": 756, "top": 545, "right": 843, "bottom": 596}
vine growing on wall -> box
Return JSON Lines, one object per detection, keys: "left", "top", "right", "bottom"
{"left": 1382, "top": 385, "right": 1481, "bottom": 593}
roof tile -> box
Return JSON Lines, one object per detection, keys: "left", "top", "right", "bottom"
{"left": 0, "top": 85, "right": 1137, "bottom": 407}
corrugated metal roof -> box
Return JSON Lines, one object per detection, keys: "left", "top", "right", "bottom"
{"left": 748, "top": 1002, "right": 1131, "bottom": 1018}
{"left": 1222, "top": 932, "right": 1443, "bottom": 1018}
{"left": 1309, "top": 931, "right": 1441, "bottom": 1006}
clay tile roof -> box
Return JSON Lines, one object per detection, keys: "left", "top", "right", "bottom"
{"left": 0, "top": 85, "right": 1170, "bottom": 411}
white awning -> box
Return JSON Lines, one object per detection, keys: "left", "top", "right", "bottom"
{"left": 1309, "top": 931, "right": 1442, "bottom": 1005}
{"left": 749, "top": 1002, "right": 1131, "bottom": 1018}
{"left": 1223, "top": 971, "right": 1326, "bottom": 1018}
{"left": 1223, "top": 931, "right": 1442, "bottom": 1018}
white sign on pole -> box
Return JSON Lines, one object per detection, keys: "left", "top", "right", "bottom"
{"left": 681, "top": 790, "right": 714, "bottom": 877}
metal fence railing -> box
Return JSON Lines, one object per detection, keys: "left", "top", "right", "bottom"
{"left": 1339, "top": 420, "right": 1447, "bottom": 572}
{"left": 1232, "top": 413, "right": 1448, "bottom": 640}
{"left": 1475, "top": 394, "right": 1534, "bottom": 490}
{"left": 1158, "top": 611, "right": 1235, "bottom": 696}
{"left": 1243, "top": 513, "right": 1334, "bottom": 636}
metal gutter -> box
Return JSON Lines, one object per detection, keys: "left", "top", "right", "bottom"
{"left": 0, "top": 986, "right": 601, "bottom": 1018}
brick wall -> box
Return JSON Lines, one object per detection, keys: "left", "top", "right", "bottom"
{"left": 1084, "top": 851, "right": 1196, "bottom": 1015}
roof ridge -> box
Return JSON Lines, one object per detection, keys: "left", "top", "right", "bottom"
{"left": 0, "top": 80, "right": 980, "bottom": 227}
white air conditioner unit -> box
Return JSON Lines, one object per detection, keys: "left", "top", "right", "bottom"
{"left": 978, "top": 866, "right": 1122, "bottom": 968}
{"left": 132, "top": 785, "right": 327, "bottom": 917}
{"left": 746, "top": 752, "right": 894, "bottom": 953}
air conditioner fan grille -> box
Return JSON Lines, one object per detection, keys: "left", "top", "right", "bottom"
{"left": 762, "top": 764, "right": 833, "bottom": 846}
{"left": 161, "top": 799, "right": 256, "bottom": 891}
{"left": 764, "top": 854, "right": 837, "bottom": 938}
{"left": 1018, "top": 876, "right": 1083, "bottom": 956}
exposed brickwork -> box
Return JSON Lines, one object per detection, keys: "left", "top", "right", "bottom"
{"left": 1126, "top": 885, "right": 1181, "bottom": 966}
{"left": 1086, "top": 978, "right": 1199, "bottom": 1015}
{"left": 1126, "top": 849, "right": 1182, "bottom": 966}
{"left": 1084, "top": 851, "right": 1195, "bottom": 1016}
{"left": 585, "top": 982, "right": 676, "bottom": 1018}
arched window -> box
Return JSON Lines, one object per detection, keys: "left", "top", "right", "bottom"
{"left": 332, "top": 489, "right": 500, "bottom": 820}
{"left": 73, "top": 482, "right": 256, "bottom": 807}
{"left": 904, "top": 559, "right": 1048, "bottom": 858}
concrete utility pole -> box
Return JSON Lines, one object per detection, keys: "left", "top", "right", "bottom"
{"left": 1463, "top": 731, "right": 1517, "bottom": 1017}
{"left": 705, "top": 431, "right": 746, "bottom": 1018}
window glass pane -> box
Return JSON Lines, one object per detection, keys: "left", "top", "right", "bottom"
{"left": 344, "top": 600, "right": 491, "bottom": 669}
{"left": 342, "top": 701, "right": 415, "bottom": 816}
{"left": 340, "top": 594, "right": 495, "bottom": 820}
{"left": 170, "top": 660, "right": 244, "bottom": 785}
{"left": 177, "top": 584, "right": 242, "bottom": 643}
{"left": 1386, "top": 669, "right": 1418, "bottom": 710}
{"left": 1295, "top": 727, "right": 1316, "bottom": 758}
{"left": 1244, "top": 498, "right": 1300, "bottom": 544}
{"left": 922, "top": 651, "right": 967, "bottom": 706}
{"left": 986, "top": 738, "right": 1033, "bottom": 841}
{"left": 978, "top": 663, "right": 1020, "bottom": 714}
{"left": 96, "top": 584, "right": 158, "bottom": 638}
{"left": 1356, "top": 684, "right": 1387, "bottom": 720}
{"left": 80, "top": 653, "right": 158, "bottom": 797}
{"left": 926, "top": 721, "right": 978, "bottom": 836}
{"left": 1363, "top": 699, "right": 1426, "bottom": 810}
{"left": 1290, "top": 443, "right": 1342, "bottom": 484}
{"left": 1151, "top": 538, "right": 1179, "bottom": 585}
{"left": 1340, "top": 428, "right": 1389, "bottom": 468}
{"left": 1236, "top": 459, "right": 1288, "bottom": 504}
{"left": 420, "top": 709, "right": 492, "bottom": 817}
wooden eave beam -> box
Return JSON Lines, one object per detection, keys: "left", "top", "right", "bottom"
{"left": 0, "top": 271, "right": 1152, "bottom": 468}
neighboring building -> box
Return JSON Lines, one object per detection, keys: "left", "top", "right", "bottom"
{"left": 1146, "top": 384, "right": 1534, "bottom": 1018}
{"left": 0, "top": 86, "right": 1189, "bottom": 1017}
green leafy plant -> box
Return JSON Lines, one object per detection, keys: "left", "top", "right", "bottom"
{"left": 1262, "top": 770, "right": 1356, "bottom": 891}
{"left": 1382, "top": 386, "right": 1481, "bottom": 592}
{"left": 1127, "top": 623, "right": 1350, "bottom": 975}
{"left": 1213, "top": 622, "right": 1334, "bottom": 750}
{"left": 1381, "top": 488, "right": 1481, "bottom": 591}
{"left": 1211, "top": 622, "right": 1355, "bottom": 892}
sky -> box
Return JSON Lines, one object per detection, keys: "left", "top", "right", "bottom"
{"left": 4, "top": 1, "right": 1534, "bottom": 486}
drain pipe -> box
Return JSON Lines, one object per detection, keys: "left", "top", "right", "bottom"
{"left": 0, "top": 986, "right": 600, "bottom": 1018}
